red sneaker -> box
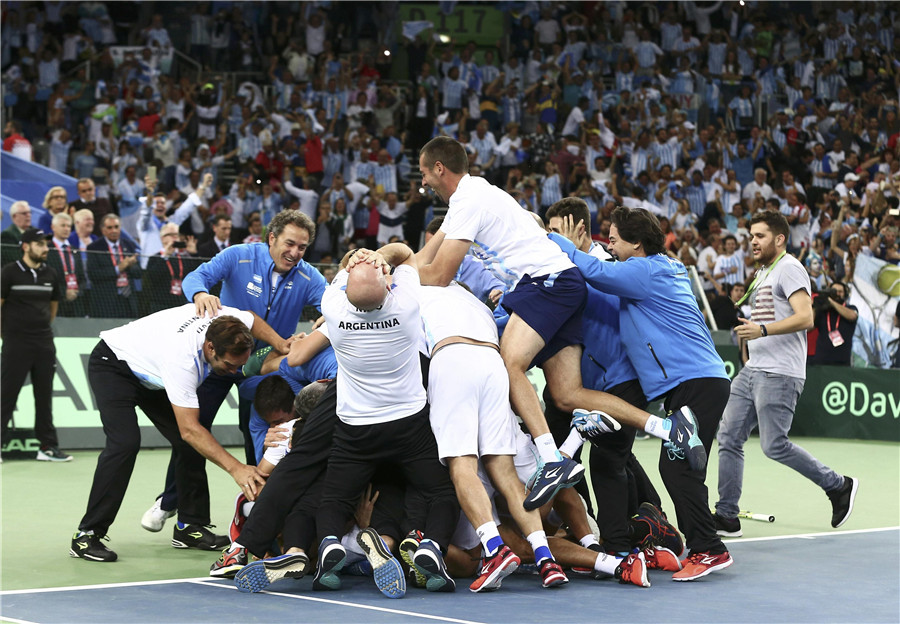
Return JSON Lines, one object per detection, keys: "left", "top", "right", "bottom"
{"left": 672, "top": 551, "right": 733, "bottom": 581}
{"left": 615, "top": 552, "right": 650, "bottom": 587}
{"left": 229, "top": 492, "right": 248, "bottom": 543}
{"left": 643, "top": 546, "right": 682, "bottom": 572}
{"left": 539, "top": 559, "right": 569, "bottom": 588}
{"left": 469, "top": 545, "right": 520, "bottom": 592}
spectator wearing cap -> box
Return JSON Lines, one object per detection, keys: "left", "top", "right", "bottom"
{"left": 1, "top": 227, "right": 72, "bottom": 462}
{"left": 835, "top": 172, "right": 861, "bottom": 208}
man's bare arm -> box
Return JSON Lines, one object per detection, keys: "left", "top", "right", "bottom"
{"left": 417, "top": 237, "right": 471, "bottom": 286}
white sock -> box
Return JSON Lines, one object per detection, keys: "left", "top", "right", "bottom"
{"left": 593, "top": 551, "right": 621, "bottom": 576}
{"left": 230, "top": 541, "right": 244, "bottom": 552}
{"left": 579, "top": 534, "right": 599, "bottom": 549}
{"left": 559, "top": 427, "right": 585, "bottom": 458}
{"left": 526, "top": 530, "right": 551, "bottom": 564}
{"left": 644, "top": 415, "right": 670, "bottom": 441}
{"left": 475, "top": 521, "right": 503, "bottom": 556}
{"left": 534, "top": 433, "right": 562, "bottom": 463}
{"left": 242, "top": 501, "right": 255, "bottom": 517}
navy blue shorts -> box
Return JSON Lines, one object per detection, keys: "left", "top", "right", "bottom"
{"left": 501, "top": 267, "right": 587, "bottom": 367}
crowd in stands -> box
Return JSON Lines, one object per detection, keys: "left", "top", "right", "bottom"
{"left": 2, "top": 1, "right": 899, "bottom": 325}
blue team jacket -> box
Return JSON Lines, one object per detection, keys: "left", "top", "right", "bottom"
{"left": 182, "top": 243, "right": 327, "bottom": 340}
{"left": 550, "top": 233, "right": 727, "bottom": 401}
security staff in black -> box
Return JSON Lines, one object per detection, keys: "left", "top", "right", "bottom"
{"left": 1, "top": 228, "right": 71, "bottom": 461}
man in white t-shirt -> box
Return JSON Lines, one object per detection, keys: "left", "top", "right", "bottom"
{"left": 71, "top": 305, "right": 270, "bottom": 563}
{"left": 311, "top": 244, "right": 459, "bottom": 599}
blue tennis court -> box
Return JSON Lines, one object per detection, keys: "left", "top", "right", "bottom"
{"left": 2, "top": 528, "right": 897, "bottom": 624}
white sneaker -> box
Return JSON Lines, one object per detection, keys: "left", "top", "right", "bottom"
{"left": 141, "top": 497, "right": 176, "bottom": 532}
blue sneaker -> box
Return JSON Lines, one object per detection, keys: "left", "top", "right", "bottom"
{"left": 572, "top": 409, "right": 622, "bottom": 439}
{"left": 523, "top": 457, "right": 585, "bottom": 511}
{"left": 234, "top": 552, "right": 309, "bottom": 593}
{"left": 663, "top": 406, "right": 707, "bottom": 471}
{"left": 312, "top": 537, "right": 347, "bottom": 591}
{"left": 412, "top": 539, "right": 455, "bottom": 592}
{"left": 343, "top": 558, "right": 373, "bottom": 576}
{"left": 356, "top": 528, "right": 406, "bottom": 598}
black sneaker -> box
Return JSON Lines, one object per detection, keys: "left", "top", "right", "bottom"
{"left": 827, "top": 476, "right": 859, "bottom": 528}
{"left": 37, "top": 446, "right": 73, "bottom": 462}
{"left": 172, "top": 523, "right": 230, "bottom": 550}
{"left": 712, "top": 512, "right": 742, "bottom": 537}
{"left": 70, "top": 532, "right": 117, "bottom": 562}
{"left": 632, "top": 502, "right": 685, "bottom": 555}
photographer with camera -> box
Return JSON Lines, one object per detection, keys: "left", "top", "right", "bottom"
{"left": 810, "top": 281, "right": 858, "bottom": 366}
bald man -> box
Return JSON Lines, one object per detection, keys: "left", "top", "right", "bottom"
{"left": 312, "top": 245, "right": 459, "bottom": 598}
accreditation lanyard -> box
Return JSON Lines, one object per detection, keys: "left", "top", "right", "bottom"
{"left": 734, "top": 250, "right": 786, "bottom": 308}
{"left": 164, "top": 252, "right": 184, "bottom": 296}
{"left": 54, "top": 240, "right": 77, "bottom": 290}
{"left": 53, "top": 240, "right": 75, "bottom": 275}
{"left": 109, "top": 243, "right": 129, "bottom": 288}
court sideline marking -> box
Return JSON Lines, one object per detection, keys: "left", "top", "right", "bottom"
{"left": 196, "top": 580, "right": 486, "bottom": 624}
{"left": 1, "top": 527, "right": 896, "bottom": 601}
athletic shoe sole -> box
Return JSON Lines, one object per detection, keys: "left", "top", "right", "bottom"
{"left": 413, "top": 544, "right": 455, "bottom": 593}
{"left": 68, "top": 548, "right": 116, "bottom": 562}
{"left": 234, "top": 552, "right": 308, "bottom": 593}
{"left": 672, "top": 556, "right": 733, "bottom": 582}
{"left": 524, "top": 460, "right": 585, "bottom": 511}
{"left": 470, "top": 551, "right": 520, "bottom": 592}
{"left": 715, "top": 528, "right": 743, "bottom": 538}
{"left": 357, "top": 528, "right": 406, "bottom": 598}
{"left": 398, "top": 535, "right": 426, "bottom": 588}
{"left": 572, "top": 409, "right": 622, "bottom": 437}
{"left": 833, "top": 477, "right": 859, "bottom": 528}
{"left": 312, "top": 542, "right": 347, "bottom": 591}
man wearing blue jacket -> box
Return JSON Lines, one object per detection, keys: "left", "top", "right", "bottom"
{"left": 141, "top": 210, "right": 328, "bottom": 535}
{"left": 545, "top": 199, "right": 674, "bottom": 563}
{"left": 549, "top": 206, "right": 733, "bottom": 582}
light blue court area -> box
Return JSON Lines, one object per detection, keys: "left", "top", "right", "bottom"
{"left": 2, "top": 528, "right": 897, "bottom": 624}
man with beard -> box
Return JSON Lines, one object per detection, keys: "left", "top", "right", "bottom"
{"left": 139, "top": 210, "right": 327, "bottom": 536}
{"left": 1, "top": 228, "right": 71, "bottom": 462}
{"left": 714, "top": 210, "right": 858, "bottom": 538}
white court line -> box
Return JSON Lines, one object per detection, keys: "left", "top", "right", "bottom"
{"left": 1, "top": 526, "right": 897, "bottom": 599}
{"left": 195, "top": 580, "right": 486, "bottom": 624}
{"left": 723, "top": 525, "right": 899, "bottom": 544}
{"left": 0, "top": 617, "right": 41, "bottom": 624}
{"left": 0, "top": 577, "right": 211, "bottom": 596}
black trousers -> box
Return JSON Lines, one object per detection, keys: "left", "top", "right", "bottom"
{"left": 659, "top": 377, "right": 732, "bottom": 554}
{"left": 1, "top": 337, "right": 58, "bottom": 449}
{"left": 586, "top": 379, "right": 651, "bottom": 553}
{"left": 316, "top": 407, "right": 458, "bottom": 551}
{"left": 159, "top": 371, "right": 252, "bottom": 511}
{"left": 239, "top": 380, "right": 409, "bottom": 557}
{"left": 238, "top": 380, "right": 338, "bottom": 558}
{"left": 78, "top": 341, "right": 210, "bottom": 536}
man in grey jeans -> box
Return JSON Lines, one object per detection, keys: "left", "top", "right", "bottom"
{"left": 714, "top": 210, "right": 858, "bottom": 537}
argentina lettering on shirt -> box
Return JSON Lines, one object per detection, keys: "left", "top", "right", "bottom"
{"left": 174, "top": 314, "right": 218, "bottom": 335}
{"left": 337, "top": 318, "right": 401, "bottom": 330}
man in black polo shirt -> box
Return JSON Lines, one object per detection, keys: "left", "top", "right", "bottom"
{"left": 1, "top": 227, "right": 72, "bottom": 462}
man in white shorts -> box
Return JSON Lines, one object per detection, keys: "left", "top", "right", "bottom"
{"left": 419, "top": 281, "right": 567, "bottom": 590}
{"left": 416, "top": 137, "right": 707, "bottom": 511}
